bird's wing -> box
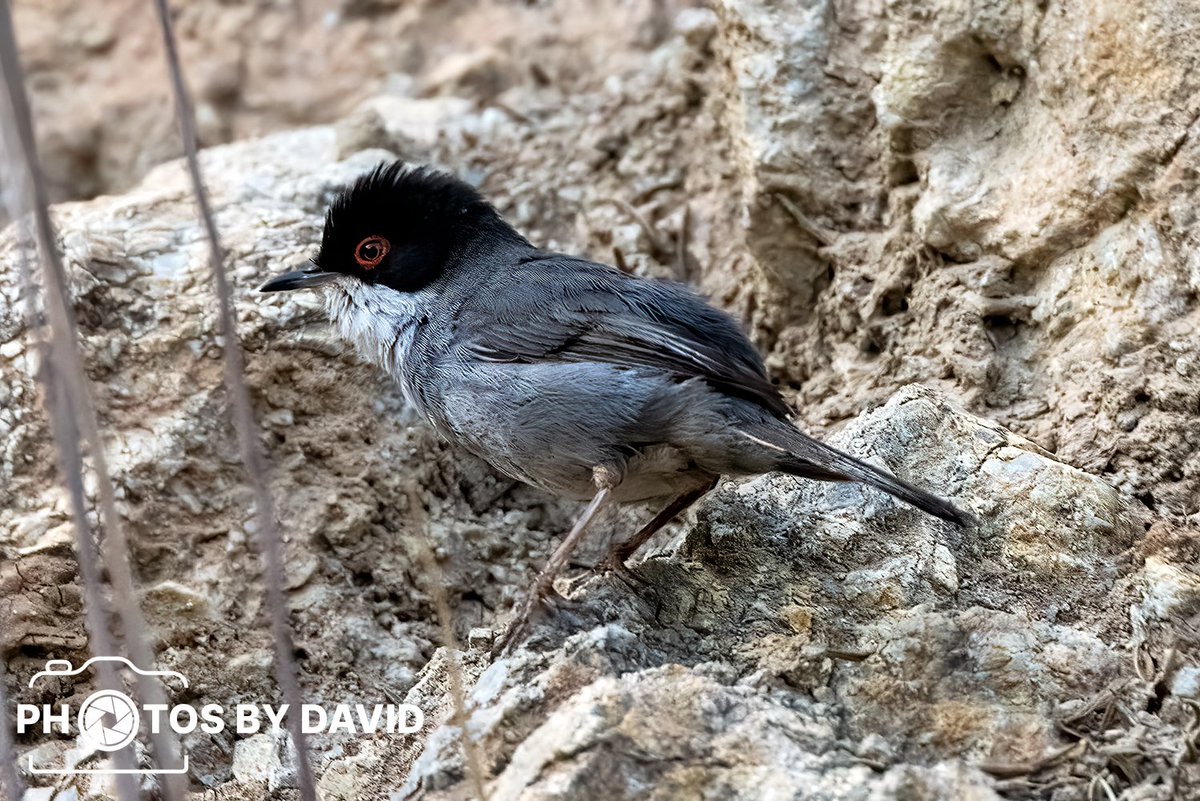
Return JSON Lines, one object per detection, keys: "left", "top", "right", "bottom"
{"left": 458, "top": 254, "right": 792, "bottom": 418}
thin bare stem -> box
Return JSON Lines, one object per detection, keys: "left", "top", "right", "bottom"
{"left": 0, "top": 2, "right": 166, "bottom": 796}
{"left": 773, "top": 192, "right": 835, "bottom": 247}
{"left": 0, "top": 1, "right": 188, "bottom": 793}
{"left": 0, "top": 108, "right": 27, "bottom": 801}
{"left": 150, "top": 1, "right": 317, "bottom": 797}
{"left": 0, "top": 661, "right": 22, "bottom": 801}
{"left": 406, "top": 489, "right": 490, "bottom": 801}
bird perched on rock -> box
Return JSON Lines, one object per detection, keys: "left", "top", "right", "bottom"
{"left": 260, "top": 162, "right": 975, "bottom": 649}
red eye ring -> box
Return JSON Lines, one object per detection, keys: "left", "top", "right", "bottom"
{"left": 354, "top": 235, "right": 389, "bottom": 269}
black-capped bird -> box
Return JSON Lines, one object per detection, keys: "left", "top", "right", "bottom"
{"left": 260, "top": 163, "right": 974, "bottom": 649}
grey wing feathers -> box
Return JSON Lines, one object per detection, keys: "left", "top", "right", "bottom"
{"left": 462, "top": 254, "right": 792, "bottom": 418}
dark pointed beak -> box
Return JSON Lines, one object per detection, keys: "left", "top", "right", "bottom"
{"left": 258, "top": 267, "right": 338, "bottom": 293}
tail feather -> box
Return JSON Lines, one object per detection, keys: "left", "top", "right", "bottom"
{"left": 743, "top": 427, "right": 977, "bottom": 527}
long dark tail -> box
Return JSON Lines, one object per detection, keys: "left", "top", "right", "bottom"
{"left": 741, "top": 424, "right": 977, "bottom": 527}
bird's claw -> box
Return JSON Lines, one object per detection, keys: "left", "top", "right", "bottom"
{"left": 599, "top": 552, "right": 649, "bottom": 591}
{"left": 492, "top": 582, "right": 574, "bottom": 657}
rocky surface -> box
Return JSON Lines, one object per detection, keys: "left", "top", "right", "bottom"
{"left": 9, "top": 0, "right": 676, "bottom": 216}
{"left": 2, "top": 1, "right": 1199, "bottom": 800}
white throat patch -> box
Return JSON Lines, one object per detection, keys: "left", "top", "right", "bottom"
{"left": 322, "top": 278, "right": 433, "bottom": 400}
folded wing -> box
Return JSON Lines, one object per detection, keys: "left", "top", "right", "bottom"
{"left": 460, "top": 254, "right": 792, "bottom": 419}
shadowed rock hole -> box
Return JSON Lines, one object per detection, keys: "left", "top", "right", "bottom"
{"left": 881, "top": 291, "right": 909, "bottom": 316}
{"left": 983, "top": 313, "right": 1020, "bottom": 344}
{"left": 890, "top": 159, "right": 919, "bottom": 186}
{"left": 1147, "top": 676, "right": 1169, "bottom": 714}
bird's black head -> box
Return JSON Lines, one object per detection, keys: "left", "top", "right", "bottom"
{"left": 261, "top": 162, "right": 523, "bottom": 294}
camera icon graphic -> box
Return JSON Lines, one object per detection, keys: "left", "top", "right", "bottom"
{"left": 77, "top": 690, "right": 141, "bottom": 752}
{"left": 22, "top": 656, "right": 189, "bottom": 776}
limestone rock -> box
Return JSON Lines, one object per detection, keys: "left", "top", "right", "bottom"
{"left": 387, "top": 386, "right": 1185, "bottom": 800}
{"left": 2, "top": 1, "right": 1198, "bottom": 799}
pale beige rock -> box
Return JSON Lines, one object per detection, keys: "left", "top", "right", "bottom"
{"left": 712, "top": 0, "right": 878, "bottom": 302}
{"left": 709, "top": 0, "right": 1200, "bottom": 524}
{"left": 372, "top": 386, "right": 1187, "bottom": 800}
{"left": 2, "top": 0, "right": 1199, "bottom": 799}
{"left": 231, "top": 734, "right": 280, "bottom": 784}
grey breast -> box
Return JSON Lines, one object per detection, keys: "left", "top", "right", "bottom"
{"left": 404, "top": 248, "right": 759, "bottom": 503}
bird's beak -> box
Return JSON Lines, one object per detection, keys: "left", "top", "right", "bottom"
{"left": 258, "top": 266, "right": 338, "bottom": 293}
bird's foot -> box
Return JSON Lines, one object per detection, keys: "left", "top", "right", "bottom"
{"left": 598, "top": 551, "right": 649, "bottom": 592}
{"left": 493, "top": 582, "right": 585, "bottom": 657}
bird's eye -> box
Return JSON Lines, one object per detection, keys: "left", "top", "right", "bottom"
{"left": 354, "top": 235, "right": 389, "bottom": 269}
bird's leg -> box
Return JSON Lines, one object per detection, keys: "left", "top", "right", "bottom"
{"left": 497, "top": 465, "right": 621, "bottom": 654}
{"left": 601, "top": 477, "right": 718, "bottom": 580}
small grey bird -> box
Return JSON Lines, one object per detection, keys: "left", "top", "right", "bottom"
{"left": 261, "top": 163, "right": 974, "bottom": 647}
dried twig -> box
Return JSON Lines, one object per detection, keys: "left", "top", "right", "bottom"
{"left": 406, "top": 488, "right": 491, "bottom": 801}
{"left": 0, "top": 157, "right": 29, "bottom": 801}
{"left": 773, "top": 192, "right": 836, "bottom": 247}
{"left": 492, "top": 101, "right": 533, "bottom": 126}
{"left": 597, "top": 197, "right": 672, "bottom": 260}
{"left": 612, "top": 246, "right": 630, "bottom": 274}
{"left": 675, "top": 202, "right": 691, "bottom": 281}
{"left": 1089, "top": 772, "right": 1119, "bottom": 801}
{"left": 631, "top": 176, "right": 682, "bottom": 204}
{"left": 0, "top": 4, "right": 143, "bottom": 795}
{"left": 0, "top": 661, "right": 22, "bottom": 801}
{"left": 3, "top": 4, "right": 187, "bottom": 793}
{"left": 979, "top": 740, "right": 1087, "bottom": 779}
{"left": 150, "top": 1, "right": 316, "bottom": 798}
{"left": 825, "top": 647, "right": 874, "bottom": 662}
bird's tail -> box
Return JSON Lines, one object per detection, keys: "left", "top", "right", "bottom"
{"left": 738, "top": 424, "right": 977, "bottom": 528}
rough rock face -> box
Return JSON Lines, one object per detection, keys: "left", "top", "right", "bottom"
{"left": 0, "top": 122, "right": 592, "bottom": 788}
{"left": 374, "top": 387, "right": 1136, "bottom": 797}
{"left": 9, "top": 0, "right": 677, "bottom": 216}
{"left": 2, "top": 1, "right": 1199, "bottom": 800}
{"left": 719, "top": 0, "right": 1200, "bottom": 523}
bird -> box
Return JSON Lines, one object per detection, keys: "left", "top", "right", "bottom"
{"left": 259, "top": 162, "right": 975, "bottom": 650}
